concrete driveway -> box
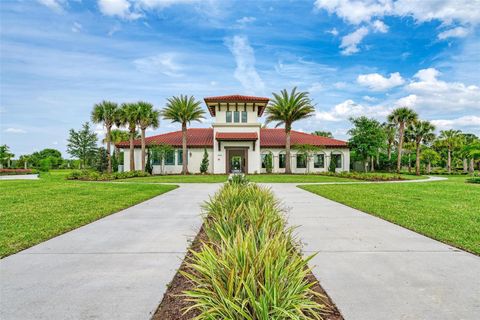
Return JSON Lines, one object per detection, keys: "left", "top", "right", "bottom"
{"left": 267, "top": 184, "right": 480, "bottom": 320}
{"left": 0, "top": 184, "right": 220, "bottom": 320}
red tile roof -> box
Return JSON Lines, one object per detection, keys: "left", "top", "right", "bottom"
{"left": 116, "top": 128, "right": 347, "bottom": 148}
{"left": 216, "top": 132, "right": 258, "bottom": 141}
{"left": 203, "top": 94, "right": 270, "bottom": 117}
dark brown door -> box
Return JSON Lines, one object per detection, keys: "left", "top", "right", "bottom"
{"left": 226, "top": 148, "right": 248, "bottom": 174}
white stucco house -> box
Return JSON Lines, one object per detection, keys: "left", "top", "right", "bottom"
{"left": 117, "top": 95, "right": 350, "bottom": 174}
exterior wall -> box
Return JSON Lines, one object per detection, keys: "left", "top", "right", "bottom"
{"left": 213, "top": 103, "right": 258, "bottom": 125}
{"left": 259, "top": 148, "right": 350, "bottom": 174}
{"left": 122, "top": 147, "right": 213, "bottom": 174}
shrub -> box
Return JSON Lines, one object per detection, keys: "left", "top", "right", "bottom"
{"left": 66, "top": 170, "right": 149, "bottom": 181}
{"left": 328, "top": 158, "right": 336, "bottom": 173}
{"left": 0, "top": 169, "right": 38, "bottom": 176}
{"left": 319, "top": 171, "right": 406, "bottom": 181}
{"left": 200, "top": 148, "right": 209, "bottom": 174}
{"left": 182, "top": 183, "right": 325, "bottom": 319}
{"left": 466, "top": 177, "right": 480, "bottom": 184}
{"left": 228, "top": 173, "right": 249, "bottom": 185}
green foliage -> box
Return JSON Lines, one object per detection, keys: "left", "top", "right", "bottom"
{"left": 328, "top": 156, "right": 336, "bottom": 173}
{"left": 0, "top": 145, "right": 15, "bottom": 168}
{"left": 149, "top": 144, "right": 174, "bottom": 174}
{"left": 200, "top": 148, "right": 209, "bottom": 174}
{"left": 228, "top": 173, "right": 249, "bottom": 185}
{"left": 348, "top": 116, "right": 385, "bottom": 169}
{"left": 66, "top": 169, "right": 150, "bottom": 181}
{"left": 38, "top": 158, "right": 52, "bottom": 172}
{"left": 94, "top": 147, "right": 109, "bottom": 172}
{"left": 265, "top": 151, "right": 273, "bottom": 173}
{"left": 0, "top": 169, "right": 38, "bottom": 175}
{"left": 466, "top": 177, "right": 480, "bottom": 184}
{"left": 145, "top": 149, "right": 153, "bottom": 174}
{"left": 183, "top": 183, "right": 325, "bottom": 319}
{"left": 318, "top": 171, "right": 411, "bottom": 181}
{"left": 67, "top": 122, "right": 98, "bottom": 168}
{"left": 312, "top": 130, "right": 333, "bottom": 138}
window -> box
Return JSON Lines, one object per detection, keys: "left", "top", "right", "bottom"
{"left": 296, "top": 153, "right": 306, "bottom": 168}
{"left": 332, "top": 154, "right": 342, "bottom": 168}
{"left": 279, "top": 153, "right": 286, "bottom": 168}
{"left": 226, "top": 111, "right": 232, "bottom": 123}
{"left": 165, "top": 150, "right": 175, "bottom": 165}
{"left": 314, "top": 154, "right": 324, "bottom": 168}
{"left": 261, "top": 153, "right": 272, "bottom": 169}
{"left": 241, "top": 111, "right": 247, "bottom": 123}
{"left": 234, "top": 111, "right": 240, "bottom": 123}
{"left": 151, "top": 150, "right": 161, "bottom": 165}
{"left": 177, "top": 149, "right": 187, "bottom": 165}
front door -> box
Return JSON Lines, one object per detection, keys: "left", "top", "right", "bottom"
{"left": 226, "top": 148, "right": 248, "bottom": 173}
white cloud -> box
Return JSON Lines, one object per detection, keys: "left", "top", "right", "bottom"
{"left": 236, "top": 16, "right": 256, "bottom": 28}
{"left": 340, "top": 26, "right": 369, "bottom": 55}
{"left": 334, "top": 81, "right": 347, "bottom": 89}
{"left": 316, "top": 99, "right": 389, "bottom": 122}
{"left": 431, "top": 116, "right": 480, "bottom": 130}
{"left": 438, "top": 26, "right": 469, "bottom": 40}
{"left": 98, "top": 0, "right": 142, "bottom": 20}
{"left": 225, "top": 35, "right": 265, "bottom": 94}
{"left": 308, "top": 82, "right": 323, "bottom": 93}
{"left": 372, "top": 19, "right": 388, "bottom": 33}
{"left": 326, "top": 27, "right": 339, "bottom": 36}
{"left": 357, "top": 72, "right": 405, "bottom": 90}
{"left": 363, "top": 95, "right": 377, "bottom": 102}
{"left": 4, "top": 128, "right": 27, "bottom": 134}
{"left": 37, "top": 0, "right": 64, "bottom": 13}
{"left": 133, "top": 53, "right": 184, "bottom": 77}
{"left": 395, "top": 94, "right": 417, "bottom": 107}
{"left": 402, "top": 67, "right": 480, "bottom": 111}
{"left": 314, "top": 0, "right": 480, "bottom": 26}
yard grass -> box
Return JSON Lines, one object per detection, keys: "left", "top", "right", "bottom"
{"left": 0, "top": 170, "right": 177, "bottom": 257}
{"left": 122, "top": 172, "right": 423, "bottom": 183}
{"left": 299, "top": 175, "right": 480, "bottom": 255}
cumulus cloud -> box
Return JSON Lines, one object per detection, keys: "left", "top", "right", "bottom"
{"left": 314, "top": 0, "right": 480, "bottom": 26}
{"left": 398, "top": 68, "right": 480, "bottom": 111}
{"left": 340, "top": 26, "right": 369, "bottom": 55}
{"left": 225, "top": 35, "right": 265, "bottom": 94}
{"left": 37, "top": 0, "right": 64, "bottom": 12}
{"left": 372, "top": 19, "right": 388, "bottom": 33}
{"left": 357, "top": 72, "right": 405, "bottom": 91}
{"left": 316, "top": 99, "right": 389, "bottom": 122}
{"left": 133, "top": 53, "right": 184, "bottom": 77}
{"left": 4, "top": 128, "right": 27, "bottom": 134}
{"left": 98, "top": 0, "right": 142, "bottom": 19}
{"left": 438, "top": 26, "right": 470, "bottom": 40}
{"left": 431, "top": 116, "right": 480, "bottom": 130}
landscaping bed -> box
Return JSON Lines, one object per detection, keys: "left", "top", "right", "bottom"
{"left": 154, "top": 180, "right": 343, "bottom": 319}
{"left": 66, "top": 169, "right": 150, "bottom": 181}
{"left": 0, "top": 168, "right": 38, "bottom": 175}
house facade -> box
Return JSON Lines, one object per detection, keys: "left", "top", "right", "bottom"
{"left": 117, "top": 95, "right": 350, "bottom": 174}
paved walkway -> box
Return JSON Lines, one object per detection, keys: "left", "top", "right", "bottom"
{"left": 267, "top": 184, "right": 480, "bottom": 320}
{"left": 0, "top": 184, "right": 220, "bottom": 320}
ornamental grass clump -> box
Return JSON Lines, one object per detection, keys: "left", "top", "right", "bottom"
{"left": 182, "top": 183, "right": 326, "bottom": 319}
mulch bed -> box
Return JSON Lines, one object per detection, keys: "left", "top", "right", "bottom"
{"left": 152, "top": 226, "right": 344, "bottom": 320}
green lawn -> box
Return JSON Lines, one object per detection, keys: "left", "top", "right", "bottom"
{"left": 0, "top": 170, "right": 177, "bottom": 257}
{"left": 123, "top": 173, "right": 423, "bottom": 183}
{"left": 299, "top": 175, "right": 480, "bottom": 255}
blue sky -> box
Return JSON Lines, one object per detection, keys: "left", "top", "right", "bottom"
{"left": 1, "top": 0, "right": 479, "bottom": 157}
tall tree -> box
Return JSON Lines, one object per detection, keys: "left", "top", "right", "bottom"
{"left": 382, "top": 122, "right": 396, "bottom": 161}
{"left": 91, "top": 101, "right": 118, "bottom": 173}
{"left": 137, "top": 102, "right": 160, "bottom": 172}
{"left": 312, "top": 130, "right": 333, "bottom": 138}
{"left": 67, "top": 122, "right": 98, "bottom": 168}
{"left": 0, "top": 145, "right": 14, "bottom": 169}
{"left": 348, "top": 116, "right": 386, "bottom": 172}
{"left": 406, "top": 120, "right": 436, "bottom": 175}
{"left": 265, "top": 87, "right": 315, "bottom": 174}
{"left": 438, "top": 129, "right": 462, "bottom": 173}
{"left": 103, "top": 129, "right": 132, "bottom": 155}
{"left": 421, "top": 148, "right": 440, "bottom": 174}
{"left": 387, "top": 107, "right": 418, "bottom": 173}
{"left": 117, "top": 103, "right": 140, "bottom": 171}
{"left": 162, "top": 95, "right": 205, "bottom": 174}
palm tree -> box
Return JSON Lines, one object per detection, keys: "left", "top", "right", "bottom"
{"left": 387, "top": 107, "right": 418, "bottom": 173}
{"left": 137, "top": 102, "right": 160, "bottom": 172}
{"left": 91, "top": 101, "right": 118, "bottom": 173}
{"left": 265, "top": 88, "right": 315, "bottom": 174}
{"left": 117, "top": 103, "right": 140, "bottom": 171}
{"left": 162, "top": 95, "right": 205, "bottom": 174}
{"left": 103, "top": 129, "right": 132, "bottom": 167}
{"left": 382, "top": 122, "right": 396, "bottom": 161}
{"left": 421, "top": 148, "right": 440, "bottom": 174}
{"left": 407, "top": 120, "right": 435, "bottom": 175}
{"left": 438, "top": 129, "right": 462, "bottom": 173}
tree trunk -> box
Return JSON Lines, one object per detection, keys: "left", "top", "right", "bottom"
{"left": 371, "top": 156, "right": 375, "bottom": 172}
{"left": 141, "top": 128, "right": 146, "bottom": 172}
{"left": 396, "top": 123, "right": 404, "bottom": 173}
{"left": 182, "top": 122, "right": 188, "bottom": 175}
{"left": 408, "top": 153, "right": 411, "bottom": 173}
{"left": 469, "top": 158, "right": 474, "bottom": 174}
{"left": 427, "top": 161, "right": 431, "bottom": 174}
{"left": 129, "top": 130, "right": 135, "bottom": 171}
{"left": 106, "top": 126, "right": 112, "bottom": 173}
{"left": 285, "top": 129, "right": 292, "bottom": 174}
{"left": 387, "top": 143, "right": 392, "bottom": 160}
{"left": 415, "top": 143, "right": 421, "bottom": 176}
{"left": 447, "top": 148, "right": 451, "bottom": 173}
{"left": 463, "top": 158, "right": 468, "bottom": 173}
